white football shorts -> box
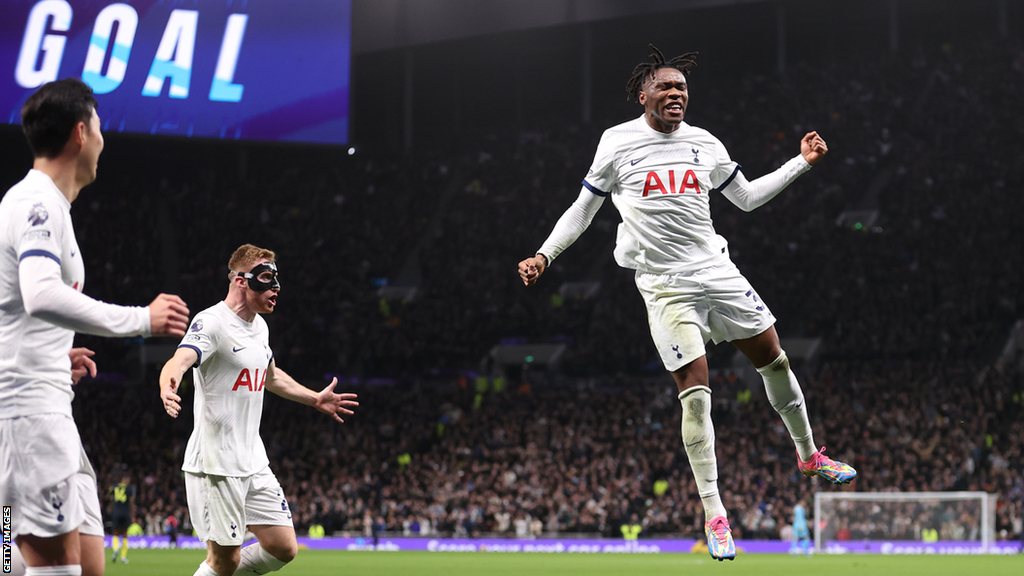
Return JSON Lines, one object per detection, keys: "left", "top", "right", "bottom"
{"left": 185, "top": 467, "right": 293, "bottom": 546}
{"left": 0, "top": 413, "right": 103, "bottom": 539}
{"left": 635, "top": 260, "right": 776, "bottom": 371}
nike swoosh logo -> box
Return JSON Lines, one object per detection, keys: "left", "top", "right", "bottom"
{"left": 232, "top": 346, "right": 245, "bottom": 353}
{"left": 685, "top": 434, "right": 708, "bottom": 448}
{"left": 630, "top": 157, "right": 647, "bottom": 166}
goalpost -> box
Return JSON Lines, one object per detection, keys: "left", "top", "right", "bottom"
{"left": 813, "top": 492, "right": 997, "bottom": 554}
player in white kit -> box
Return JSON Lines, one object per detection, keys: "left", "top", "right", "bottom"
{"left": 0, "top": 78, "right": 190, "bottom": 576}
{"left": 159, "top": 244, "right": 358, "bottom": 576}
{"left": 517, "top": 46, "right": 856, "bottom": 561}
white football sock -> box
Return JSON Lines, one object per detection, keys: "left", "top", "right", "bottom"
{"left": 679, "top": 385, "right": 727, "bottom": 521}
{"left": 235, "top": 543, "right": 288, "bottom": 575}
{"left": 25, "top": 567, "right": 81, "bottom": 576}
{"left": 757, "top": 351, "right": 817, "bottom": 462}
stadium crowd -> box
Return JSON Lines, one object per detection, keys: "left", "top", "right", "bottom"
{"left": 17, "top": 35, "right": 1024, "bottom": 542}
{"left": 76, "top": 356, "right": 1024, "bottom": 541}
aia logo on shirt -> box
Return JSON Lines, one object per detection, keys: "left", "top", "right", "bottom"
{"left": 642, "top": 170, "right": 702, "bottom": 197}
{"left": 232, "top": 368, "right": 266, "bottom": 392}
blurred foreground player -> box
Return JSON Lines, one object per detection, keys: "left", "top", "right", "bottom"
{"left": 0, "top": 78, "right": 190, "bottom": 576}
{"left": 159, "top": 244, "right": 359, "bottom": 576}
{"left": 518, "top": 46, "right": 856, "bottom": 561}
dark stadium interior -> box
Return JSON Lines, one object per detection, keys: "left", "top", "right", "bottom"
{"left": 1, "top": 0, "right": 1022, "bottom": 542}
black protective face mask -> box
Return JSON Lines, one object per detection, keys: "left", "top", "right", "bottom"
{"left": 241, "top": 262, "right": 280, "bottom": 292}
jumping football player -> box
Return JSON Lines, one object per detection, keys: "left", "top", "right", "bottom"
{"left": 518, "top": 46, "right": 856, "bottom": 562}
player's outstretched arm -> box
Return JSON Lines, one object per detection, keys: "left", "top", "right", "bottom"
{"left": 20, "top": 256, "right": 190, "bottom": 338}
{"left": 70, "top": 347, "right": 97, "bottom": 385}
{"left": 265, "top": 361, "right": 359, "bottom": 423}
{"left": 719, "top": 131, "right": 828, "bottom": 213}
{"left": 800, "top": 131, "right": 828, "bottom": 166}
{"left": 159, "top": 347, "right": 197, "bottom": 418}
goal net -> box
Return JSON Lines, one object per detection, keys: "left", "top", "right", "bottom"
{"left": 813, "top": 491, "right": 997, "bottom": 554}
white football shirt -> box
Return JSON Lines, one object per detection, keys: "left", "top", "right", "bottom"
{"left": 0, "top": 170, "right": 150, "bottom": 419}
{"left": 180, "top": 301, "right": 273, "bottom": 477}
{"left": 582, "top": 116, "right": 741, "bottom": 274}
{"left": 0, "top": 170, "right": 87, "bottom": 418}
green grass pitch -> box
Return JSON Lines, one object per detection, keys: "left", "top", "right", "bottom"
{"left": 102, "top": 548, "right": 1022, "bottom": 576}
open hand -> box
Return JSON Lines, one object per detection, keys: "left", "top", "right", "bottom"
{"left": 161, "top": 375, "right": 182, "bottom": 418}
{"left": 314, "top": 378, "right": 359, "bottom": 423}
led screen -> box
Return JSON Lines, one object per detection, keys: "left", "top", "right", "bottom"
{"left": 0, "top": 0, "right": 351, "bottom": 144}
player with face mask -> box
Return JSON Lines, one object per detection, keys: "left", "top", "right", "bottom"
{"left": 158, "top": 244, "right": 358, "bottom": 576}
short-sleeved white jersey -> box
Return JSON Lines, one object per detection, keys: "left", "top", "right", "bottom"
{"left": 0, "top": 170, "right": 85, "bottom": 418}
{"left": 583, "top": 116, "right": 741, "bottom": 274}
{"left": 180, "top": 301, "right": 273, "bottom": 477}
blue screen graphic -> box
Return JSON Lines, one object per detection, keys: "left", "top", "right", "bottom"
{"left": 0, "top": 0, "right": 351, "bottom": 144}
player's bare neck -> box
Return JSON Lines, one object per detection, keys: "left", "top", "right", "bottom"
{"left": 224, "top": 294, "right": 257, "bottom": 323}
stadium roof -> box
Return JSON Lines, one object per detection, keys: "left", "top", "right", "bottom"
{"left": 353, "top": 0, "right": 767, "bottom": 53}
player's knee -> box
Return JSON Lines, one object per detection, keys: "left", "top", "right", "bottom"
{"left": 763, "top": 350, "right": 789, "bottom": 372}
{"left": 269, "top": 541, "right": 297, "bottom": 564}
{"left": 212, "top": 557, "right": 240, "bottom": 576}
{"left": 282, "top": 546, "right": 298, "bottom": 564}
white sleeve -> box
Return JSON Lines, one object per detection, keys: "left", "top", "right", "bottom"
{"left": 719, "top": 154, "right": 811, "bottom": 212}
{"left": 176, "top": 311, "right": 223, "bottom": 368}
{"left": 536, "top": 187, "right": 606, "bottom": 264}
{"left": 582, "top": 130, "right": 619, "bottom": 195}
{"left": 20, "top": 255, "right": 151, "bottom": 337}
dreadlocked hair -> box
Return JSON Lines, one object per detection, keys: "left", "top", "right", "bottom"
{"left": 625, "top": 44, "right": 699, "bottom": 102}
